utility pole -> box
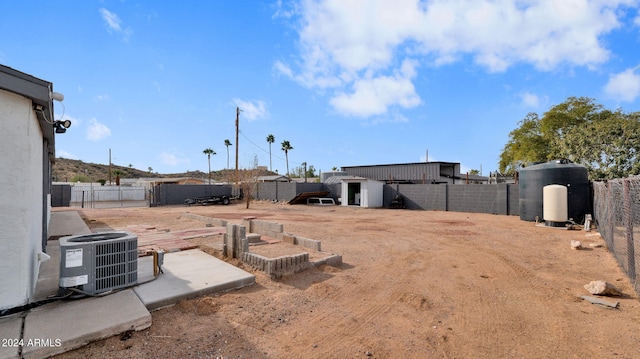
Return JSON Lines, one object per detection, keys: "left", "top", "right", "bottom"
{"left": 109, "top": 148, "right": 112, "bottom": 186}
{"left": 235, "top": 107, "right": 240, "bottom": 184}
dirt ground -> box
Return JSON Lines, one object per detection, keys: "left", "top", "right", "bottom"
{"left": 53, "top": 201, "right": 640, "bottom": 359}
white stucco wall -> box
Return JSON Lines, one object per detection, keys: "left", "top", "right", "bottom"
{"left": 0, "top": 89, "right": 44, "bottom": 310}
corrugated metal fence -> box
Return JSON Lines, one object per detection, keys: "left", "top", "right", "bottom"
{"left": 593, "top": 178, "right": 640, "bottom": 294}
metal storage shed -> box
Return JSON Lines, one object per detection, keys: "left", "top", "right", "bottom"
{"left": 339, "top": 176, "right": 384, "bottom": 208}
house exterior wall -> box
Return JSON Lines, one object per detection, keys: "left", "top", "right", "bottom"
{"left": 0, "top": 90, "right": 45, "bottom": 310}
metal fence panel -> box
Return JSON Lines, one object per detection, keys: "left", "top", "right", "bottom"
{"left": 593, "top": 178, "right": 639, "bottom": 294}
{"left": 69, "top": 184, "right": 148, "bottom": 208}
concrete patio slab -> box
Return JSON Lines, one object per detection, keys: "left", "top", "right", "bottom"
{"left": 0, "top": 315, "right": 21, "bottom": 359}
{"left": 47, "top": 211, "right": 92, "bottom": 238}
{"left": 134, "top": 249, "right": 255, "bottom": 310}
{"left": 21, "top": 289, "right": 151, "bottom": 359}
{"left": 10, "top": 211, "right": 256, "bottom": 359}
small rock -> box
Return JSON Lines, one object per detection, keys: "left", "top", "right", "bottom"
{"left": 589, "top": 242, "right": 603, "bottom": 248}
{"left": 584, "top": 280, "right": 623, "bottom": 296}
{"left": 365, "top": 351, "right": 373, "bottom": 356}
{"left": 571, "top": 240, "right": 583, "bottom": 250}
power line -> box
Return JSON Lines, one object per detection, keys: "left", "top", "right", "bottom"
{"left": 238, "top": 130, "right": 304, "bottom": 166}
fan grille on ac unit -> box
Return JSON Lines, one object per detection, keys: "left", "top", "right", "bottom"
{"left": 94, "top": 238, "right": 138, "bottom": 292}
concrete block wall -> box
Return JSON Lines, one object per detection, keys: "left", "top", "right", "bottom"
{"left": 157, "top": 184, "right": 232, "bottom": 205}
{"left": 242, "top": 252, "right": 310, "bottom": 277}
{"left": 296, "top": 182, "right": 325, "bottom": 193}
{"left": 255, "top": 182, "right": 298, "bottom": 201}
{"left": 383, "top": 183, "right": 519, "bottom": 215}
{"left": 225, "top": 218, "right": 338, "bottom": 277}
{"left": 223, "top": 223, "right": 247, "bottom": 259}
{"left": 245, "top": 219, "right": 284, "bottom": 239}
{"left": 388, "top": 184, "right": 447, "bottom": 210}
{"left": 181, "top": 212, "right": 227, "bottom": 227}
{"left": 241, "top": 218, "right": 319, "bottom": 251}
{"left": 448, "top": 185, "right": 498, "bottom": 213}
{"left": 294, "top": 236, "right": 321, "bottom": 251}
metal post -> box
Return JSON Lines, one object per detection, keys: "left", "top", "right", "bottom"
{"left": 235, "top": 107, "right": 240, "bottom": 184}
{"left": 624, "top": 179, "right": 636, "bottom": 280}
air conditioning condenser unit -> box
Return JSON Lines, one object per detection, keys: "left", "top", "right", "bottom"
{"left": 59, "top": 231, "right": 138, "bottom": 295}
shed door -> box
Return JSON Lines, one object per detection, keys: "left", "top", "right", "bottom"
{"left": 348, "top": 182, "right": 361, "bottom": 205}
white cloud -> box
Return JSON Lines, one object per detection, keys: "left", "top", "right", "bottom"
{"left": 604, "top": 66, "right": 640, "bottom": 102}
{"left": 99, "top": 8, "right": 122, "bottom": 32}
{"left": 520, "top": 91, "right": 547, "bottom": 108}
{"left": 86, "top": 118, "right": 111, "bottom": 141}
{"left": 55, "top": 150, "right": 78, "bottom": 159}
{"left": 95, "top": 94, "right": 110, "bottom": 101}
{"left": 160, "top": 151, "right": 190, "bottom": 167}
{"left": 280, "top": 0, "right": 632, "bottom": 117}
{"left": 233, "top": 99, "right": 268, "bottom": 121}
{"left": 272, "top": 0, "right": 296, "bottom": 19}
{"left": 368, "top": 110, "right": 410, "bottom": 126}
{"left": 330, "top": 60, "right": 420, "bottom": 117}
{"left": 99, "top": 8, "right": 132, "bottom": 40}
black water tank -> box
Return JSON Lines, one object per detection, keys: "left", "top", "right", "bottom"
{"left": 519, "top": 159, "right": 591, "bottom": 223}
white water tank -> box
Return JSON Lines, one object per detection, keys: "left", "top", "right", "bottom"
{"left": 543, "top": 184, "right": 568, "bottom": 225}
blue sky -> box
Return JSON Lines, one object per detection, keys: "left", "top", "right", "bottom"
{"left": 2, "top": 1, "right": 640, "bottom": 176}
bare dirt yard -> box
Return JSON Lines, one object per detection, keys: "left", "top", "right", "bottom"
{"left": 54, "top": 201, "right": 640, "bottom": 359}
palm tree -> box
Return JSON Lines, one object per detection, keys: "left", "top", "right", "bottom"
{"left": 281, "top": 140, "right": 293, "bottom": 177}
{"left": 266, "top": 134, "right": 275, "bottom": 171}
{"left": 224, "top": 139, "right": 232, "bottom": 169}
{"left": 113, "top": 169, "right": 124, "bottom": 186}
{"left": 202, "top": 148, "right": 216, "bottom": 184}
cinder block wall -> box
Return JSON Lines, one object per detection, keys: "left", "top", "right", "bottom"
{"left": 156, "top": 184, "right": 232, "bottom": 205}
{"left": 157, "top": 181, "right": 519, "bottom": 216}
{"left": 383, "top": 183, "right": 519, "bottom": 215}
{"left": 448, "top": 184, "right": 498, "bottom": 213}
{"left": 255, "top": 182, "right": 298, "bottom": 201}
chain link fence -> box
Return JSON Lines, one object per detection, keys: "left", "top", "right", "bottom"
{"left": 593, "top": 178, "right": 640, "bottom": 294}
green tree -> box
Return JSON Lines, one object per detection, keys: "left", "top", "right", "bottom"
{"left": 281, "top": 140, "right": 293, "bottom": 177}
{"left": 499, "top": 112, "right": 549, "bottom": 174}
{"left": 469, "top": 169, "right": 480, "bottom": 175}
{"left": 203, "top": 148, "right": 216, "bottom": 184}
{"left": 266, "top": 134, "right": 275, "bottom": 171}
{"left": 560, "top": 111, "right": 640, "bottom": 179}
{"left": 70, "top": 175, "right": 91, "bottom": 183}
{"left": 499, "top": 97, "right": 640, "bottom": 179}
{"left": 224, "top": 139, "right": 232, "bottom": 169}
{"left": 290, "top": 164, "right": 315, "bottom": 178}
